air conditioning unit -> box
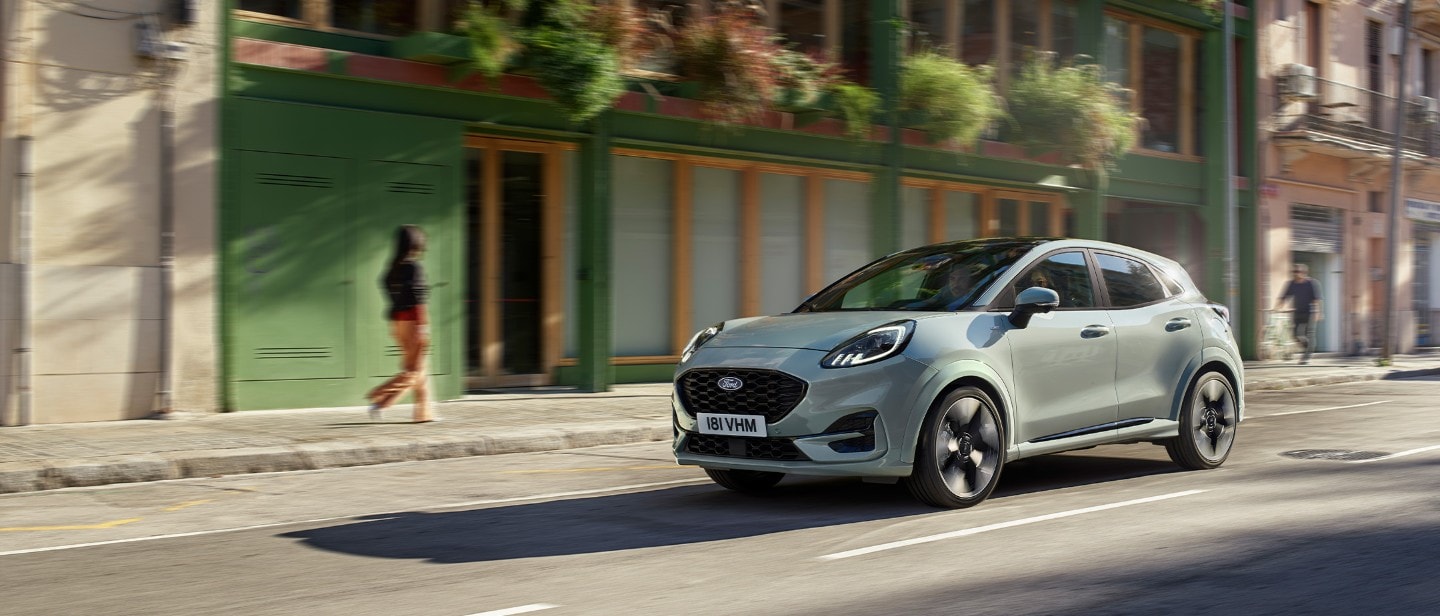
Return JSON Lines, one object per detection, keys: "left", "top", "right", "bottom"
{"left": 1411, "top": 96, "right": 1440, "bottom": 124}
{"left": 1279, "top": 63, "right": 1318, "bottom": 100}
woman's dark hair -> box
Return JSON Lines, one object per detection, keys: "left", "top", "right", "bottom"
{"left": 391, "top": 225, "right": 426, "bottom": 267}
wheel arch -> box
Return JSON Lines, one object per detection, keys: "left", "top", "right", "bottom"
{"left": 901, "top": 361, "right": 1013, "bottom": 465}
{"left": 1170, "top": 351, "right": 1244, "bottom": 423}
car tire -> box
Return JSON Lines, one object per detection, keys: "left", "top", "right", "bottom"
{"left": 705, "top": 468, "right": 784, "bottom": 493}
{"left": 905, "top": 386, "right": 1006, "bottom": 509}
{"left": 1165, "top": 371, "right": 1238, "bottom": 470}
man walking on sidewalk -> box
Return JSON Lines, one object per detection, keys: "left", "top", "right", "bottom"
{"left": 1274, "top": 263, "right": 1322, "bottom": 364}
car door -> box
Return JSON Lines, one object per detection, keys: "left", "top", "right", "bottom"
{"left": 1002, "top": 250, "right": 1119, "bottom": 443}
{"left": 1094, "top": 251, "right": 1204, "bottom": 423}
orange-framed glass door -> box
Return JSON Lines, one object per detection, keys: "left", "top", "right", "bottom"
{"left": 465, "top": 137, "right": 567, "bottom": 389}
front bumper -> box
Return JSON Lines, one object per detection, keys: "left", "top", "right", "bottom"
{"left": 671, "top": 346, "right": 931, "bottom": 477}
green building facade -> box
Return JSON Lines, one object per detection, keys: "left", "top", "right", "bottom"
{"left": 221, "top": 0, "right": 1257, "bottom": 411}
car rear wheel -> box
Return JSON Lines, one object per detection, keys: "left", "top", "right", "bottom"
{"left": 705, "top": 468, "right": 784, "bottom": 493}
{"left": 1166, "top": 371, "right": 1237, "bottom": 470}
{"left": 905, "top": 386, "right": 1005, "bottom": 509}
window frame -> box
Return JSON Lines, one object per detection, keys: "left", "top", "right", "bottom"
{"left": 1103, "top": 8, "right": 1202, "bottom": 159}
{"left": 991, "top": 248, "right": 1102, "bottom": 311}
{"left": 1091, "top": 249, "right": 1174, "bottom": 310}
{"left": 902, "top": 178, "right": 1070, "bottom": 244}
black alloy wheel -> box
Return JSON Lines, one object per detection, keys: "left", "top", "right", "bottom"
{"left": 1166, "top": 371, "right": 1238, "bottom": 470}
{"left": 906, "top": 386, "right": 1005, "bottom": 509}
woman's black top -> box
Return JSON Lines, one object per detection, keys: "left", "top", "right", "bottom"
{"left": 383, "top": 261, "right": 429, "bottom": 319}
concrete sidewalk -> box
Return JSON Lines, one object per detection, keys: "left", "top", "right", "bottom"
{"left": 3, "top": 354, "right": 1438, "bottom": 494}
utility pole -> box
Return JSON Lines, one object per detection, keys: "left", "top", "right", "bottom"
{"left": 1382, "top": 0, "right": 1413, "bottom": 365}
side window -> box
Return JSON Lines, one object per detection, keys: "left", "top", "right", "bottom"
{"left": 1097, "top": 253, "right": 1167, "bottom": 307}
{"left": 1012, "top": 251, "right": 1096, "bottom": 309}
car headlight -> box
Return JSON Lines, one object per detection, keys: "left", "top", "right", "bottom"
{"left": 681, "top": 322, "right": 724, "bottom": 363}
{"left": 822, "top": 321, "right": 915, "bottom": 368}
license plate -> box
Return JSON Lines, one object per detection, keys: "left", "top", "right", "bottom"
{"left": 697, "top": 413, "right": 767, "bottom": 437}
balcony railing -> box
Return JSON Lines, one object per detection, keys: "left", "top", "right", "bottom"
{"left": 1274, "top": 75, "right": 1436, "bottom": 156}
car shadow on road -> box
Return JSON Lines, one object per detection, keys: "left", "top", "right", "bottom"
{"left": 280, "top": 452, "right": 1181, "bottom": 564}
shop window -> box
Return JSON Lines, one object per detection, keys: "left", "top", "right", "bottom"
{"left": 823, "top": 178, "right": 873, "bottom": 283}
{"left": 1010, "top": 0, "right": 1041, "bottom": 75}
{"left": 945, "top": 191, "right": 979, "bottom": 240}
{"left": 1051, "top": 0, "right": 1077, "bottom": 59}
{"left": 1141, "top": 27, "right": 1182, "bottom": 153}
{"left": 692, "top": 167, "right": 743, "bottom": 330}
{"left": 238, "top": 0, "right": 303, "bottom": 19}
{"left": 842, "top": 0, "right": 873, "bottom": 84}
{"left": 998, "top": 198, "right": 1021, "bottom": 236}
{"left": 902, "top": 186, "right": 931, "bottom": 249}
{"left": 1102, "top": 16, "right": 1129, "bottom": 88}
{"left": 961, "top": 0, "right": 997, "bottom": 66}
{"left": 760, "top": 173, "right": 807, "bottom": 315}
{"left": 776, "top": 0, "right": 828, "bottom": 58}
{"left": 612, "top": 155, "right": 675, "bottom": 356}
{"left": 909, "top": 0, "right": 948, "bottom": 51}
{"left": 331, "top": 0, "right": 418, "bottom": 36}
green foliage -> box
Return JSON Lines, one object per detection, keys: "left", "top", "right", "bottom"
{"left": 1186, "top": 0, "right": 1224, "bottom": 21}
{"left": 771, "top": 48, "right": 835, "bottom": 109}
{"left": 672, "top": 5, "right": 783, "bottom": 123}
{"left": 900, "top": 51, "right": 1003, "bottom": 147}
{"left": 526, "top": 25, "right": 626, "bottom": 124}
{"left": 463, "top": 2, "right": 517, "bottom": 80}
{"left": 829, "top": 82, "right": 879, "bottom": 140}
{"left": 1005, "top": 52, "right": 1140, "bottom": 169}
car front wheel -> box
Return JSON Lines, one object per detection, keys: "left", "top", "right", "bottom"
{"left": 905, "top": 386, "right": 1006, "bottom": 509}
{"left": 705, "top": 468, "right": 784, "bottom": 493}
{"left": 1166, "top": 371, "right": 1237, "bottom": 470}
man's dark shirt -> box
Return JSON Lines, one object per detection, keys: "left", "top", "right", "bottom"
{"left": 1281, "top": 278, "right": 1321, "bottom": 322}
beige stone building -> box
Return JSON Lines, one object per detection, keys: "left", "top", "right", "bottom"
{"left": 1, "top": 0, "right": 218, "bottom": 424}
{"left": 1261, "top": 0, "right": 1440, "bottom": 356}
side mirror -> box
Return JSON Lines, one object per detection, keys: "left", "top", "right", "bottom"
{"left": 1008, "top": 287, "right": 1061, "bottom": 329}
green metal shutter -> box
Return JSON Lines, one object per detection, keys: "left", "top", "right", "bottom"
{"left": 233, "top": 151, "right": 353, "bottom": 381}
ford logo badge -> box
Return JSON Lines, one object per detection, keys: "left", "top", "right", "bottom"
{"left": 717, "top": 376, "right": 744, "bottom": 391}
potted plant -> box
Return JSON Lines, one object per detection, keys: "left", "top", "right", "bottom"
{"left": 827, "top": 80, "right": 879, "bottom": 140}
{"left": 1005, "top": 52, "right": 1140, "bottom": 169}
{"left": 671, "top": 2, "right": 784, "bottom": 124}
{"left": 899, "top": 50, "right": 1003, "bottom": 147}
{"left": 461, "top": 1, "right": 521, "bottom": 80}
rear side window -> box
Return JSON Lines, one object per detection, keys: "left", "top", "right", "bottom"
{"left": 1097, "top": 253, "right": 1167, "bottom": 307}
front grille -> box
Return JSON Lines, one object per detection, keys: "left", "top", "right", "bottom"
{"left": 677, "top": 368, "right": 808, "bottom": 423}
{"left": 684, "top": 434, "right": 809, "bottom": 461}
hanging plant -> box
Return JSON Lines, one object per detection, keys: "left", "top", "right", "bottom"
{"left": 522, "top": 0, "right": 627, "bottom": 124}
{"left": 828, "top": 81, "right": 879, "bottom": 140}
{"left": 672, "top": 3, "right": 783, "bottom": 124}
{"left": 462, "top": 2, "right": 519, "bottom": 80}
{"left": 589, "top": 1, "right": 654, "bottom": 70}
{"left": 1006, "top": 52, "right": 1140, "bottom": 169}
{"left": 771, "top": 47, "right": 837, "bottom": 110}
{"left": 900, "top": 51, "right": 1003, "bottom": 147}
{"left": 1186, "top": 0, "right": 1224, "bottom": 21}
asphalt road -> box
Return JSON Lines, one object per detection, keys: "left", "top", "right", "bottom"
{"left": 2, "top": 377, "right": 1437, "bottom": 616}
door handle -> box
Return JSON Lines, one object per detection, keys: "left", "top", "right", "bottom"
{"left": 1166, "top": 318, "right": 1193, "bottom": 332}
{"left": 1081, "top": 325, "right": 1111, "bottom": 339}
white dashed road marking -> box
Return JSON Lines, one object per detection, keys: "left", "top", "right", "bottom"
{"left": 465, "top": 604, "right": 559, "bottom": 616}
{"left": 818, "top": 490, "right": 1209, "bottom": 561}
{"left": 1257, "top": 400, "right": 1392, "bottom": 418}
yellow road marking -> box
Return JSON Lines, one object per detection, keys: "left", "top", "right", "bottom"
{"left": 162, "top": 499, "right": 215, "bottom": 512}
{"left": 501, "top": 465, "right": 684, "bottom": 474}
{"left": 0, "top": 517, "right": 143, "bottom": 532}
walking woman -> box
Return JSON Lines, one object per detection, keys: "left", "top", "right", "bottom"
{"left": 367, "top": 225, "right": 438, "bottom": 422}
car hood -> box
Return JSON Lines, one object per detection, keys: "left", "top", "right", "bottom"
{"left": 710, "top": 311, "right": 927, "bottom": 352}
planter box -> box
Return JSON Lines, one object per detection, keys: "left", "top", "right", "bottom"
{"left": 390, "top": 32, "right": 470, "bottom": 65}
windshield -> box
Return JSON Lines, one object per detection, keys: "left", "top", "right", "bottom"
{"left": 799, "top": 240, "right": 1045, "bottom": 312}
